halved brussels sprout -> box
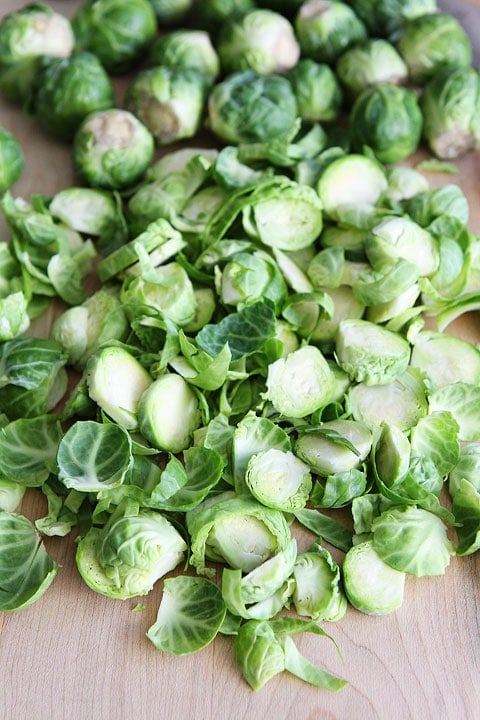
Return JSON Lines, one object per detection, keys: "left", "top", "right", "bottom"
{"left": 342, "top": 540, "right": 405, "bottom": 615}
{"left": 72, "top": 109, "right": 155, "bottom": 190}
{"left": 317, "top": 154, "right": 387, "bottom": 220}
{"left": 295, "top": 419, "right": 372, "bottom": 476}
{"left": 245, "top": 448, "right": 312, "bottom": 511}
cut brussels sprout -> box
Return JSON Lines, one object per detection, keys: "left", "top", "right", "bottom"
{"left": 397, "top": 12, "right": 473, "bottom": 85}
{"left": 30, "top": 52, "right": 115, "bottom": 141}
{"left": 71, "top": 0, "right": 157, "bottom": 74}
{"left": 295, "top": 0, "right": 367, "bottom": 64}
{"left": 293, "top": 546, "right": 347, "bottom": 621}
{"left": 410, "top": 331, "right": 480, "bottom": 390}
{"left": 125, "top": 66, "right": 207, "bottom": 145}
{"left": 73, "top": 109, "right": 155, "bottom": 190}
{"left": 0, "top": 126, "right": 24, "bottom": 193}
{"left": 383, "top": 165, "right": 429, "bottom": 204}
{"left": 86, "top": 345, "right": 153, "bottom": 429}
{"left": 342, "top": 540, "right": 405, "bottom": 615}
{"left": 420, "top": 66, "right": 480, "bottom": 160}
{"left": 0, "top": 3, "right": 75, "bottom": 103}
{"left": 265, "top": 345, "right": 336, "bottom": 418}
{"left": 449, "top": 443, "right": 480, "bottom": 497}
{"left": 295, "top": 419, "right": 372, "bottom": 476}
{"left": 49, "top": 186, "right": 121, "bottom": 236}
{"left": 335, "top": 39, "right": 408, "bottom": 99}
{"left": 148, "top": 30, "right": 220, "bottom": 83}
{"left": 310, "top": 285, "right": 365, "bottom": 345}
{"left": 317, "top": 154, "right": 387, "bottom": 220}
{"left": 216, "top": 9, "right": 300, "bottom": 75}
{"left": 138, "top": 373, "right": 201, "bottom": 452}
{"left": 207, "top": 70, "right": 299, "bottom": 145}
{"left": 245, "top": 448, "right": 312, "bottom": 511}
{"left": 365, "top": 216, "right": 438, "bottom": 276}
{"left": 336, "top": 319, "right": 411, "bottom": 385}
{"left": 349, "top": 82, "right": 423, "bottom": 163}
{"left": 286, "top": 59, "right": 342, "bottom": 122}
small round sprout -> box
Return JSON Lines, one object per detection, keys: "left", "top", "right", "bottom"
{"left": 125, "top": 66, "right": 208, "bottom": 145}
{"left": 295, "top": 419, "right": 372, "bottom": 476}
{"left": 295, "top": 0, "right": 367, "bottom": 65}
{"left": 265, "top": 345, "right": 336, "bottom": 418}
{"left": 397, "top": 12, "right": 473, "bottom": 85}
{"left": 0, "top": 3, "right": 74, "bottom": 103}
{"left": 86, "top": 345, "right": 153, "bottom": 430}
{"left": 365, "top": 216, "right": 439, "bottom": 277}
{"left": 73, "top": 109, "right": 155, "bottom": 190}
{"left": 335, "top": 39, "right": 408, "bottom": 99}
{"left": 317, "top": 154, "right": 387, "bottom": 220}
{"left": 71, "top": 0, "right": 157, "bottom": 74}
{"left": 0, "top": 126, "right": 24, "bottom": 193}
{"left": 148, "top": 30, "right": 220, "bottom": 84}
{"left": 245, "top": 448, "right": 312, "bottom": 511}
{"left": 347, "top": 0, "right": 437, "bottom": 38}
{"left": 216, "top": 9, "right": 300, "bottom": 75}
{"left": 31, "top": 52, "right": 115, "bottom": 141}
{"left": 138, "top": 373, "right": 201, "bottom": 453}
{"left": 149, "top": 0, "right": 194, "bottom": 26}
{"left": 207, "top": 70, "right": 299, "bottom": 145}
{"left": 420, "top": 66, "right": 480, "bottom": 160}
{"left": 286, "top": 59, "right": 342, "bottom": 122}
{"left": 342, "top": 540, "right": 405, "bottom": 615}
{"left": 349, "top": 82, "right": 423, "bottom": 164}
{"left": 195, "top": 0, "right": 256, "bottom": 33}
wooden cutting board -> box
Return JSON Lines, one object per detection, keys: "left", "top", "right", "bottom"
{"left": 0, "top": 2, "right": 479, "bottom": 718}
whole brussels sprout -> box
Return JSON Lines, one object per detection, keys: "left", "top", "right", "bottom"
{"left": 294, "top": 0, "right": 367, "bottom": 65}
{"left": 397, "top": 12, "right": 473, "bottom": 85}
{"left": 72, "top": 109, "right": 155, "bottom": 190}
{"left": 71, "top": 0, "right": 157, "bottom": 75}
{"left": 347, "top": 0, "right": 437, "bottom": 38}
{"left": 207, "top": 70, "right": 299, "bottom": 144}
{"left": 349, "top": 82, "right": 423, "bottom": 163}
{"left": 286, "top": 59, "right": 342, "bottom": 122}
{"left": 30, "top": 52, "right": 115, "bottom": 141}
{"left": 125, "top": 65, "right": 208, "bottom": 145}
{"left": 0, "top": 2, "right": 74, "bottom": 103}
{"left": 216, "top": 9, "right": 300, "bottom": 75}
{"left": 0, "top": 127, "right": 24, "bottom": 194}
{"left": 149, "top": 0, "right": 194, "bottom": 26}
{"left": 194, "top": 0, "right": 256, "bottom": 34}
{"left": 148, "top": 30, "right": 220, "bottom": 84}
{"left": 335, "top": 39, "right": 408, "bottom": 99}
{"left": 420, "top": 66, "right": 480, "bottom": 159}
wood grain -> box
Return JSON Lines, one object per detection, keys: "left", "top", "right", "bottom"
{"left": 0, "top": 2, "right": 479, "bottom": 719}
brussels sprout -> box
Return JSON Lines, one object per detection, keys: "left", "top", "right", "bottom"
{"left": 335, "top": 39, "right": 408, "bottom": 99}
{"left": 309, "top": 285, "right": 365, "bottom": 344}
{"left": 49, "top": 186, "right": 121, "bottom": 237}
{"left": 295, "top": 419, "right": 372, "bottom": 476}
{"left": 317, "top": 154, "right": 387, "bottom": 220}
{"left": 220, "top": 251, "right": 287, "bottom": 309}
{"left": 50, "top": 285, "right": 128, "bottom": 369}
{"left": 72, "top": 109, "right": 155, "bottom": 190}
{"left": 86, "top": 345, "right": 153, "bottom": 429}
{"left": 0, "top": 3, "right": 74, "bottom": 103}
{"left": 383, "top": 165, "right": 429, "bottom": 204}
{"left": 347, "top": 0, "right": 437, "bottom": 38}
{"left": 125, "top": 66, "right": 207, "bottom": 145}
{"left": 365, "top": 216, "right": 438, "bottom": 277}
{"left": 349, "top": 83, "right": 423, "bottom": 164}
{"left": 286, "top": 59, "right": 342, "bottom": 122}
{"left": 195, "top": 0, "right": 256, "bottom": 32}
{"left": 71, "top": 0, "right": 157, "bottom": 74}
{"left": 76, "top": 508, "right": 187, "bottom": 599}
{"left": 420, "top": 66, "right": 480, "bottom": 160}
{"left": 207, "top": 70, "right": 299, "bottom": 145}
{"left": 295, "top": 0, "right": 367, "bottom": 64}
{"left": 149, "top": 0, "right": 194, "bottom": 25}
{"left": 342, "top": 540, "right": 405, "bottom": 615}
{"left": 138, "top": 373, "right": 201, "bottom": 452}
{"left": 336, "top": 318, "right": 411, "bottom": 385}
{"left": 293, "top": 546, "right": 347, "bottom": 621}
{"left": 148, "top": 30, "right": 220, "bottom": 84}
{"left": 449, "top": 443, "right": 480, "bottom": 497}
{"left": 265, "top": 345, "right": 336, "bottom": 418}
{"left": 216, "top": 9, "right": 300, "bottom": 75}
{"left": 397, "top": 12, "right": 473, "bottom": 85}
{"left": 410, "top": 330, "right": 480, "bottom": 390}
{"left": 30, "top": 52, "right": 115, "bottom": 141}
{"left": 245, "top": 448, "right": 312, "bottom": 511}
{"left": 0, "top": 126, "right": 24, "bottom": 194}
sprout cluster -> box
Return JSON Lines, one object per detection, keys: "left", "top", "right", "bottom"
{"left": 0, "top": 0, "right": 479, "bottom": 696}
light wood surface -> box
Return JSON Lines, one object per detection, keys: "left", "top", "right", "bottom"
{"left": 0, "top": 2, "right": 479, "bottom": 719}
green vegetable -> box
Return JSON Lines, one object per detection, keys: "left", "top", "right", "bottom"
{"left": 71, "top": 0, "right": 157, "bottom": 74}
{"left": 149, "top": 0, "right": 194, "bottom": 25}
{"left": 148, "top": 30, "right": 220, "bottom": 84}
{"left": 295, "top": 0, "right": 367, "bottom": 64}
{"left": 342, "top": 540, "right": 405, "bottom": 615}
{"left": 286, "top": 59, "right": 342, "bottom": 122}
{"left": 0, "top": 126, "right": 24, "bottom": 193}
{"left": 335, "top": 39, "right": 408, "bottom": 99}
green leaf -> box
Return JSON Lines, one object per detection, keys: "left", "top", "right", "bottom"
{"left": 294, "top": 508, "right": 353, "bottom": 552}
{"left": 283, "top": 635, "right": 348, "bottom": 691}
{"left": 0, "top": 415, "right": 63, "bottom": 486}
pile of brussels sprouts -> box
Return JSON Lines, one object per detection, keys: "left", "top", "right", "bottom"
{"left": 1, "top": 0, "right": 480, "bottom": 693}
